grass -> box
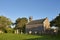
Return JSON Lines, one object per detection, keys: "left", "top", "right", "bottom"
{"left": 0, "top": 33, "right": 60, "bottom": 40}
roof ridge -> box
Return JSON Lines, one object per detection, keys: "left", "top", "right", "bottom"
{"left": 27, "top": 18, "right": 46, "bottom": 25}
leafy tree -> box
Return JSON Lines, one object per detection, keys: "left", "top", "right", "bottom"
{"left": 0, "top": 16, "right": 12, "bottom": 32}
{"left": 15, "top": 17, "right": 28, "bottom": 33}
{"left": 50, "top": 14, "right": 60, "bottom": 28}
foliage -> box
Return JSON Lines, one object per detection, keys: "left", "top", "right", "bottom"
{"left": 50, "top": 14, "right": 60, "bottom": 27}
{"left": 4, "top": 28, "right": 13, "bottom": 33}
{"left": 0, "top": 16, "right": 12, "bottom": 32}
{"left": 15, "top": 17, "right": 28, "bottom": 33}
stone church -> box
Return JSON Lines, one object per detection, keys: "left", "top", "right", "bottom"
{"left": 26, "top": 17, "right": 50, "bottom": 34}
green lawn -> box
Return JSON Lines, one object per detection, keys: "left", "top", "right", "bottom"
{"left": 0, "top": 33, "right": 60, "bottom": 40}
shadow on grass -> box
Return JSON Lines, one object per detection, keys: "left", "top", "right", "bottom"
{"left": 24, "top": 34, "right": 60, "bottom": 40}
{"left": 25, "top": 37, "right": 47, "bottom": 40}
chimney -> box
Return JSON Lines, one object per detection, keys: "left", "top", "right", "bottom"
{"left": 29, "top": 16, "right": 33, "bottom": 22}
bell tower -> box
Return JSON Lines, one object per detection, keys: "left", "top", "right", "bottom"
{"left": 29, "top": 16, "right": 33, "bottom": 22}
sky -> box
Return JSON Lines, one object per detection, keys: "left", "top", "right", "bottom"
{"left": 0, "top": 0, "right": 60, "bottom": 22}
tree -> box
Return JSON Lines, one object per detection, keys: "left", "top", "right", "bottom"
{"left": 15, "top": 17, "right": 28, "bottom": 33}
{"left": 0, "top": 16, "right": 12, "bottom": 32}
{"left": 50, "top": 14, "right": 60, "bottom": 28}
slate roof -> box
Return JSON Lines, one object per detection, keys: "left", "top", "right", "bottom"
{"left": 27, "top": 18, "right": 46, "bottom": 25}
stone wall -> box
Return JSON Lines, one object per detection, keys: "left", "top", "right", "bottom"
{"left": 43, "top": 18, "right": 50, "bottom": 30}
{"left": 26, "top": 24, "right": 44, "bottom": 34}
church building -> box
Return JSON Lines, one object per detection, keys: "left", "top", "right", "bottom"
{"left": 26, "top": 16, "right": 50, "bottom": 34}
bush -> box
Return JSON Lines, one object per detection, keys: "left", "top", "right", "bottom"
{"left": 3, "top": 28, "right": 13, "bottom": 33}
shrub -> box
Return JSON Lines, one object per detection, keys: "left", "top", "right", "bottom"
{"left": 3, "top": 28, "right": 13, "bottom": 33}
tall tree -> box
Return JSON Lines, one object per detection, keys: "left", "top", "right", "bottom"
{"left": 15, "top": 17, "right": 28, "bottom": 33}
{"left": 50, "top": 14, "right": 60, "bottom": 28}
{"left": 0, "top": 16, "right": 12, "bottom": 31}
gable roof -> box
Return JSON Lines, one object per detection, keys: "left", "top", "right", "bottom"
{"left": 27, "top": 18, "right": 46, "bottom": 25}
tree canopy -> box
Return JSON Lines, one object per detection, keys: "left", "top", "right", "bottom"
{"left": 50, "top": 14, "right": 60, "bottom": 27}
{"left": 15, "top": 17, "right": 28, "bottom": 28}
{"left": 0, "top": 16, "right": 12, "bottom": 30}
{"left": 15, "top": 17, "right": 28, "bottom": 33}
